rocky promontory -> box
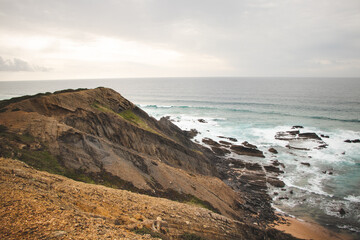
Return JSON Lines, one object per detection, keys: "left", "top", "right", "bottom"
{"left": 0, "top": 88, "right": 298, "bottom": 239}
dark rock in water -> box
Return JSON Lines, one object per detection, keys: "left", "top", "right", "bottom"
{"left": 264, "top": 165, "right": 284, "bottom": 174}
{"left": 322, "top": 170, "right": 327, "bottom": 174}
{"left": 320, "top": 134, "right": 329, "bottom": 138}
{"left": 268, "top": 147, "right": 278, "bottom": 154}
{"left": 328, "top": 171, "right": 333, "bottom": 175}
{"left": 353, "top": 139, "right": 360, "bottom": 143}
{"left": 267, "top": 178, "right": 285, "bottom": 188}
{"left": 286, "top": 144, "right": 310, "bottom": 151}
{"left": 211, "top": 146, "right": 231, "bottom": 156}
{"left": 299, "top": 132, "right": 322, "bottom": 140}
{"left": 279, "top": 196, "right": 289, "bottom": 200}
{"left": 289, "top": 190, "right": 293, "bottom": 194}
{"left": 273, "top": 192, "right": 279, "bottom": 196}
{"left": 218, "top": 136, "right": 238, "bottom": 142}
{"left": 292, "top": 125, "right": 304, "bottom": 129}
{"left": 230, "top": 145, "right": 265, "bottom": 158}
{"left": 301, "top": 162, "right": 310, "bottom": 167}
{"left": 339, "top": 208, "right": 346, "bottom": 216}
{"left": 344, "top": 139, "right": 351, "bottom": 143}
{"left": 275, "top": 130, "right": 299, "bottom": 140}
{"left": 242, "top": 141, "right": 258, "bottom": 149}
{"left": 183, "top": 128, "right": 199, "bottom": 139}
{"left": 202, "top": 138, "right": 221, "bottom": 147}
{"left": 198, "top": 119, "right": 207, "bottom": 123}
{"left": 219, "top": 140, "right": 232, "bottom": 146}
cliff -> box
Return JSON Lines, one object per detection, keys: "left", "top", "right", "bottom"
{"left": 0, "top": 87, "right": 298, "bottom": 239}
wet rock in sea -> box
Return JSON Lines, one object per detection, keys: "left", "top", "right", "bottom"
{"left": 339, "top": 208, "right": 346, "bottom": 216}
{"left": 320, "top": 134, "right": 329, "bottom": 138}
{"left": 202, "top": 138, "right": 221, "bottom": 147}
{"left": 198, "top": 119, "right": 207, "bottom": 123}
{"left": 268, "top": 147, "right": 278, "bottom": 154}
{"left": 219, "top": 140, "right": 232, "bottom": 146}
{"left": 183, "top": 128, "right": 199, "bottom": 139}
{"left": 345, "top": 139, "right": 360, "bottom": 143}
{"left": 267, "top": 178, "right": 285, "bottom": 188}
{"left": 241, "top": 141, "right": 258, "bottom": 149}
{"left": 301, "top": 162, "right": 311, "bottom": 167}
{"left": 278, "top": 196, "right": 289, "bottom": 200}
{"left": 264, "top": 165, "right": 284, "bottom": 174}
{"left": 292, "top": 125, "right": 304, "bottom": 129}
{"left": 218, "top": 136, "right": 238, "bottom": 142}
{"left": 277, "top": 129, "right": 327, "bottom": 150}
{"left": 344, "top": 139, "right": 351, "bottom": 143}
{"left": 211, "top": 146, "right": 231, "bottom": 156}
{"left": 230, "top": 145, "right": 265, "bottom": 158}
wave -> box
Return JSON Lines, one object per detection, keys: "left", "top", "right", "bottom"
{"left": 138, "top": 104, "right": 360, "bottom": 123}
{"left": 344, "top": 195, "right": 360, "bottom": 203}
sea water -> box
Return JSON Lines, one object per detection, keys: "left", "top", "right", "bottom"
{"left": 0, "top": 77, "right": 359, "bottom": 235}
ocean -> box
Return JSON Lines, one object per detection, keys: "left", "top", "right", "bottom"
{"left": 0, "top": 77, "right": 359, "bottom": 235}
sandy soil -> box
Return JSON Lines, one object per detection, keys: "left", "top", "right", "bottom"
{"left": 274, "top": 215, "right": 355, "bottom": 240}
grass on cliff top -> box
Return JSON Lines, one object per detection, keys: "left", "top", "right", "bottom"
{"left": 0, "top": 88, "right": 88, "bottom": 111}
{"left": 92, "top": 102, "right": 161, "bottom": 136}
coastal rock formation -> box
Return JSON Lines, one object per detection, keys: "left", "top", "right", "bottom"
{"left": 275, "top": 129, "right": 328, "bottom": 150}
{"left": 0, "top": 88, "right": 241, "bottom": 219}
{"left": 0, "top": 87, "right": 301, "bottom": 239}
{"left": 230, "top": 145, "right": 265, "bottom": 158}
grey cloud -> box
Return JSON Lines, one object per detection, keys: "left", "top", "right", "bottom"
{"left": 0, "top": 0, "right": 359, "bottom": 77}
{"left": 0, "top": 57, "right": 50, "bottom": 72}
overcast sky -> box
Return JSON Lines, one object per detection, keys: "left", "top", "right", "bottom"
{"left": 0, "top": 0, "right": 359, "bottom": 80}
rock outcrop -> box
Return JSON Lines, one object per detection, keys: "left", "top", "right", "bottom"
{"left": 0, "top": 88, "right": 299, "bottom": 239}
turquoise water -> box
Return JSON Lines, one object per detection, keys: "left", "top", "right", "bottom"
{"left": 1, "top": 77, "right": 359, "bottom": 234}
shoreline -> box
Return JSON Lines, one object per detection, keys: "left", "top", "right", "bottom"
{"left": 272, "top": 213, "right": 355, "bottom": 240}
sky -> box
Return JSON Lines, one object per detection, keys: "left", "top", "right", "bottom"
{"left": 0, "top": 0, "right": 360, "bottom": 81}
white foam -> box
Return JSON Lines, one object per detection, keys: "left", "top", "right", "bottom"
{"left": 344, "top": 195, "right": 360, "bottom": 203}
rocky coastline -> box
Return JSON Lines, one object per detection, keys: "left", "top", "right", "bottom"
{"left": 1, "top": 87, "right": 355, "bottom": 239}
{"left": 0, "top": 87, "right": 301, "bottom": 239}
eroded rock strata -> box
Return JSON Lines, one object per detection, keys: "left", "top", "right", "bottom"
{"left": 0, "top": 88, "right": 298, "bottom": 239}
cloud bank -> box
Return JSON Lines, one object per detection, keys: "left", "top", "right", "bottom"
{"left": 0, "top": 56, "right": 50, "bottom": 72}
{"left": 0, "top": 0, "right": 359, "bottom": 80}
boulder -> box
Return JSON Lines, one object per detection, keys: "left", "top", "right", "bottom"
{"left": 198, "top": 119, "right": 207, "bottom": 123}
{"left": 268, "top": 148, "right": 278, "bottom": 154}
{"left": 292, "top": 126, "right": 304, "bottom": 129}
{"left": 264, "top": 165, "right": 284, "bottom": 174}
{"left": 300, "top": 162, "right": 310, "bottom": 167}
{"left": 230, "top": 145, "right": 265, "bottom": 158}
{"left": 267, "top": 178, "right": 285, "bottom": 188}
{"left": 242, "top": 141, "right": 257, "bottom": 149}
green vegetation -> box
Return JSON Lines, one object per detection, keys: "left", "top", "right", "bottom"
{"left": 180, "top": 233, "right": 205, "bottom": 240}
{"left": 184, "top": 196, "right": 219, "bottom": 213}
{"left": 92, "top": 102, "right": 162, "bottom": 136}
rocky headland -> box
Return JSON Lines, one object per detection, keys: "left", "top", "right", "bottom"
{"left": 0, "top": 87, "right": 300, "bottom": 239}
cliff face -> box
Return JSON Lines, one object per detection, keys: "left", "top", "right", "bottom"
{"left": 0, "top": 88, "right": 241, "bottom": 218}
